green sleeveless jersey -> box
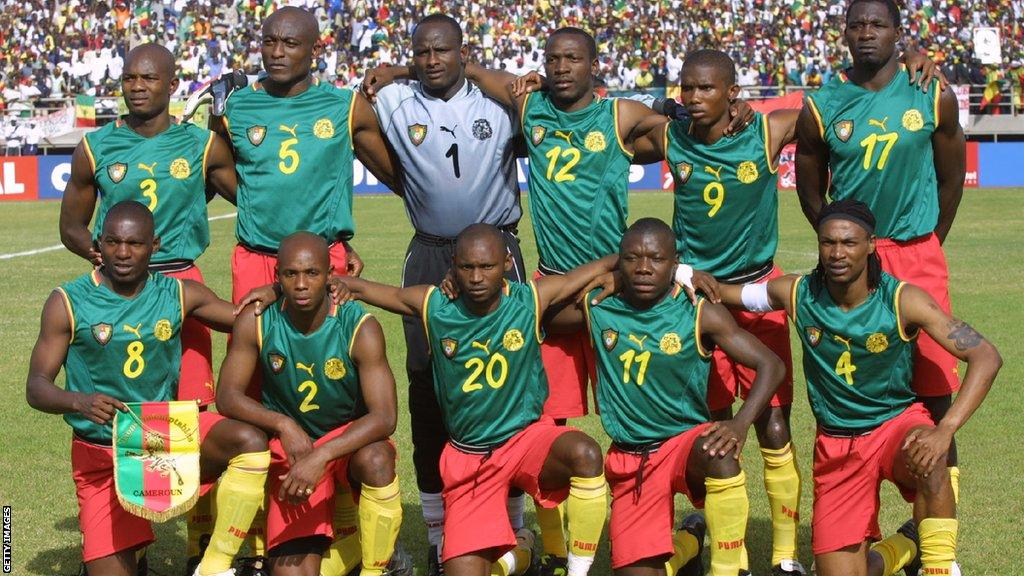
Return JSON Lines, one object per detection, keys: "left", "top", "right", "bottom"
{"left": 665, "top": 113, "right": 778, "bottom": 279}
{"left": 257, "top": 300, "right": 370, "bottom": 441}
{"left": 806, "top": 68, "right": 941, "bottom": 240}
{"left": 422, "top": 281, "right": 547, "bottom": 447}
{"left": 585, "top": 286, "right": 712, "bottom": 445}
{"left": 83, "top": 119, "right": 213, "bottom": 264}
{"left": 57, "top": 270, "right": 183, "bottom": 443}
{"left": 225, "top": 79, "right": 356, "bottom": 252}
{"left": 791, "top": 272, "right": 916, "bottom": 430}
{"left": 521, "top": 93, "right": 632, "bottom": 273}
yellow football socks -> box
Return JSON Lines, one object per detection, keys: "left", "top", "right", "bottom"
{"left": 919, "top": 518, "right": 958, "bottom": 575}
{"left": 199, "top": 450, "right": 270, "bottom": 576}
{"left": 948, "top": 466, "right": 960, "bottom": 504}
{"left": 491, "top": 529, "right": 534, "bottom": 576}
{"left": 705, "top": 472, "right": 748, "bottom": 576}
{"left": 565, "top": 475, "right": 607, "bottom": 576}
{"left": 358, "top": 478, "right": 403, "bottom": 576}
{"left": 320, "top": 488, "right": 361, "bottom": 576}
{"left": 536, "top": 502, "right": 568, "bottom": 558}
{"left": 761, "top": 443, "right": 801, "bottom": 566}
{"left": 664, "top": 526, "right": 701, "bottom": 574}
{"left": 871, "top": 531, "right": 917, "bottom": 575}
{"left": 187, "top": 491, "right": 215, "bottom": 557}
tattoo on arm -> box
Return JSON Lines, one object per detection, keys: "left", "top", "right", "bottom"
{"left": 947, "top": 320, "right": 983, "bottom": 351}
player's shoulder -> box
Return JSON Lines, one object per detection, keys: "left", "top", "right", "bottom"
{"left": 334, "top": 299, "right": 370, "bottom": 323}
{"left": 83, "top": 120, "right": 119, "bottom": 146}
{"left": 59, "top": 270, "right": 100, "bottom": 294}
{"left": 313, "top": 79, "right": 354, "bottom": 101}
{"left": 807, "top": 75, "right": 844, "bottom": 104}
{"left": 176, "top": 120, "right": 214, "bottom": 144}
{"left": 148, "top": 271, "right": 184, "bottom": 296}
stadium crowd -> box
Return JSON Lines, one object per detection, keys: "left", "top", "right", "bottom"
{"left": 0, "top": 0, "right": 1022, "bottom": 112}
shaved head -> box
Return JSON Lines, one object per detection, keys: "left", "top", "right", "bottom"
{"left": 621, "top": 218, "right": 676, "bottom": 254}
{"left": 455, "top": 223, "right": 505, "bottom": 259}
{"left": 125, "top": 43, "right": 175, "bottom": 79}
{"left": 263, "top": 6, "right": 319, "bottom": 43}
{"left": 278, "top": 231, "right": 330, "bottom": 269}
{"left": 413, "top": 14, "right": 463, "bottom": 45}
{"left": 104, "top": 200, "right": 154, "bottom": 239}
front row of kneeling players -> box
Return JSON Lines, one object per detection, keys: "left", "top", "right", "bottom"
{"left": 27, "top": 200, "right": 1000, "bottom": 576}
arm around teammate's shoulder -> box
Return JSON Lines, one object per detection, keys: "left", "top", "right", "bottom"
{"left": 617, "top": 97, "right": 668, "bottom": 162}
{"left": 795, "top": 104, "right": 830, "bottom": 227}
{"left": 204, "top": 132, "right": 237, "bottom": 204}
{"left": 767, "top": 108, "right": 800, "bottom": 161}
{"left": 714, "top": 274, "right": 798, "bottom": 317}
{"left": 932, "top": 88, "right": 966, "bottom": 244}
{"left": 351, "top": 92, "right": 401, "bottom": 192}
{"left": 182, "top": 279, "right": 237, "bottom": 333}
{"left": 59, "top": 142, "right": 101, "bottom": 265}
{"left": 534, "top": 255, "right": 619, "bottom": 315}
{"left": 334, "top": 275, "right": 431, "bottom": 317}
{"left": 465, "top": 62, "right": 521, "bottom": 109}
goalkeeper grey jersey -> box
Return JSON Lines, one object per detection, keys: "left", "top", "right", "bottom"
{"left": 374, "top": 79, "right": 522, "bottom": 238}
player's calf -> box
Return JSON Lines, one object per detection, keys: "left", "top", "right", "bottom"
{"left": 539, "top": 432, "right": 606, "bottom": 576}
{"left": 350, "top": 440, "right": 403, "bottom": 576}
{"left": 695, "top": 441, "right": 748, "bottom": 576}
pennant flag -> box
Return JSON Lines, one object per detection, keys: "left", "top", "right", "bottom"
{"left": 134, "top": 4, "right": 151, "bottom": 27}
{"left": 75, "top": 95, "right": 96, "bottom": 127}
{"left": 113, "top": 401, "right": 201, "bottom": 522}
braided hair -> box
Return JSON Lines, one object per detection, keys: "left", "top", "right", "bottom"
{"left": 812, "top": 199, "right": 883, "bottom": 290}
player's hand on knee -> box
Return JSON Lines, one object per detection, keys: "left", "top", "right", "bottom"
{"left": 723, "top": 99, "right": 755, "bottom": 136}
{"left": 511, "top": 71, "right": 546, "bottom": 97}
{"left": 902, "top": 426, "right": 953, "bottom": 477}
{"left": 440, "top": 269, "right": 459, "bottom": 300}
{"left": 700, "top": 420, "right": 747, "bottom": 459}
{"left": 327, "top": 276, "right": 355, "bottom": 305}
{"left": 278, "top": 449, "right": 328, "bottom": 504}
{"left": 72, "top": 392, "right": 127, "bottom": 424}
{"left": 235, "top": 283, "right": 281, "bottom": 316}
{"left": 278, "top": 419, "right": 315, "bottom": 466}
{"left": 579, "top": 270, "right": 622, "bottom": 306}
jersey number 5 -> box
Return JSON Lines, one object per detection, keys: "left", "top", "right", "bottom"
{"left": 278, "top": 124, "right": 300, "bottom": 175}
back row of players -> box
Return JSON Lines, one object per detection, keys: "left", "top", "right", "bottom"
{"left": 28, "top": 1, "right": 1001, "bottom": 576}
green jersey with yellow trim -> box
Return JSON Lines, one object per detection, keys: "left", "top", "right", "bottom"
{"left": 257, "top": 300, "right": 370, "bottom": 440}
{"left": 521, "top": 93, "right": 632, "bottom": 273}
{"left": 791, "top": 272, "right": 916, "bottom": 430}
{"left": 665, "top": 112, "right": 778, "bottom": 278}
{"left": 585, "top": 286, "right": 711, "bottom": 445}
{"left": 84, "top": 120, "right": 213, "bottom": 263}
{"left": 422, "top": 281, "right": 547, "bottom": 447}
{"left": 57, "top": 270, "right": 183, "bottom": 443}
{"left": 225, "top": 80, "right": 356, "bottom": 252}
{"left": 806, "top": 68, "right": 941, "bottom": 240}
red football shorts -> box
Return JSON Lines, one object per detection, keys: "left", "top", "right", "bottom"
{"left": 811, "top": 403, "right": 934, "bottom": 555}
{"left": 604, "top": 424, "right": 711, "bottom": 568}
{"left": 533, "top": 270, "right": 597, "bottom": 419}
{"left": 875, "top": 234, "right": 959, "bottom": 396}
{"left": 440, "top": 418, "right": 574, "bottom": 561}
{"left": 163, "top": 265, "right": 215, "bottom": 406}
{"left": 706, "top": 266, "right": 794, "bottom": 412}
{"left": 72, "top": 411, "right": 224, "bottom": 562}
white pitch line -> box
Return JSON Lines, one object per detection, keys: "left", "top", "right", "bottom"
{"left": 0, "top": 212, "right": 237, "bottom": 261}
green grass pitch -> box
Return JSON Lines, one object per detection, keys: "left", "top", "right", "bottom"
{"left": 0, "top": 190, "right": 1021, "bottom": 575}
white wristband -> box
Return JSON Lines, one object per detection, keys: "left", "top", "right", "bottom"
{"left": 740, "top": 283, "right": 774, "bottom": 312}
{"left": 674, "top": 263, "right": 694, "bottom": 291}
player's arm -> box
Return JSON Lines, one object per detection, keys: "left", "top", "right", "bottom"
{"left": 697, "top": 301, "right": 785, "bottom": 458}
{"left": 534, "top": 255, "right": 619, "bottom": 316}
{"left": 351, "top": 92, "right": 402, "bottom": 192}
{"left": 360, "top": 64, "right": 413, "bottom": 103}
{"left": 464, "top": 62, "right": 522, "bottom": 109}
{"left": 618, "top": 98, "right": 669, "bottom": 163}
{"left": 204, "top": 132, "right": 237, "bottom": 204}
{"left": 26, "top": 291, "right": 127, "bottom": 422}
{"left": 931, "top": 88, "right": 966, "bottom": 244}
{"left": 58, "top": 142, "right": 101, "bottom": 266}
{"left": 333, "top": 276, "right": 431, "bottom": 317}
{"left": 183, "top": 279, "right": 278, "bottom": 331}
{"left": 715, "top": 274, "right": 799, "bottom": 317}
{"left": 795, "top": 103, "right": 830, "bottom": 227}
{"left": 766, "top": 109, "right": 800, "bottom": 161}
{"left": 899, "top": 285, "right": 1002, "bottom": 475}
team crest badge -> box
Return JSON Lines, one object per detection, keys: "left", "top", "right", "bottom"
{"left": 805, "top": 327, "right": 822, "bottom": 347}
{"left": 247, "top": 126, "right": 267, "bottom": 146}
{"left": 324, "top": 358, "right": 347, "bottom": 379}
{"left": 314, "top": 118, "right": 335, "bottom": 139}
{"left": 834, "top": 120, "right": 853, "bottom": 142}
{"left": 92, "top": 323, "right": 113, "bottom": 345}
{"left": 472, "top": 118, "right": 493, "bottom": 141}
{"left": 153, "top": 319, "right": 173, "bottom": 342}
{"left": 531, "top": 125, "right": 546, "bottom": 145}
{"left": 865, "top": 332, "right": 889, "bottom": 353}
{"left": 441, "top": 338, "right": 458, "bottom": 359}
{"left": 169, "top": 158, "right": 190, "bottom": 180}
{"left": 584, "top": 130, "right": 607, "bottom": 152}
{"left": 107, "top": 163, "right": 127, "bottom": 183}
{"left": 675, "top": 161, "right": 693, "bottom": 184}
{"left": 601, "top": 329, "right": 618, "bottom": 351}
{"left": 902, "top": 109, "right": 924, "bottom": 132}
{"left": 502, "top": 329, "right": 524, "bottom": 352}
{"left": 659, "top": 332, "right": 682, "bottom": 355}
{"left": 408, "top": 124, "right": 427, "bottom": 146}
{"left": 736, "top": 161, "right": 759, "bottom": 184}
{"left": 268, "top": 353, "right": 286, "bottom": 374}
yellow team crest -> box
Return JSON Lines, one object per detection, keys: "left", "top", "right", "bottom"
{"left": 153, "top": 319, "right": 173, "bottom": 342}
{"left": 834, "top": 120, "right": 854, "bottom": 142}
{"left": 675, "top": 161, "right": 693, "bottom": 185}
{"left": 865, "top": 332, "right": 889, "bottom": 353}
{"left": 324, "top": 358, "right": 347, "bottom": 379}
{"left": 169, "top": 158, "right": 190, "bottom": 180}
{"left": 408, "top": 124, "right": 427, "bottom": 146}
{"left": 584, "top": 131, "right": 607, "bottom": 152}
{"left": 92, "top": 323, "right": 113, "bottom": 345}
{"left": 107, "top": 163, "right": 127, "bottom": 183}
{"left": 659, "top": 332, "right": 682, "bottom": 355}
{"left": 806, "top": 326, "right": 822, "bottom": 347}
{"left": 268, "top": 353, "right": 286, "bottom": 374}
{"left": 247, "top": 125, "right": 267, "bottom": 146}
{"left": 736, "top": 161, "right": 759, "bottom": 184}
{"left": 601, "top": 329, "right": 619, "bottom": 351}
{"left": 531, "top": 125, "right": 546, "bottom": 146}
{"left": 441, "top": 338, "right": 458, "bottom": 359}
{"left": 502, "top": 329, "right": 524, "bottom": 352}
{"left": 902, "top": 109, "right": 924, "bottom": 132}
{"left": 314, "top": 118, "right": 335, "bottom": 139}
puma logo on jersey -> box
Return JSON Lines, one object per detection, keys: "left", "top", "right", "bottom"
{"left": 868, "top": 117, "right": 889, "bottom": 131}
{"left": 122, "top": 323, "right": 142, "bottom": 338}
{"left": 440, "top": 125, "right": 458, "bottom": 139}
{"left": 627, "top": 334, "right": 648, "bottom": 348}
{"left": 471, "top": 339, "right": 492, "bottom": 356}
{"left": 279, "top": 124, "right": 298, "bottom": 138}
{"left": 137, "top": 162, "right": 157, "bottom": 176}
{"left": 704, "top": 165, "right": 723, "bottom": 181}
{"left": 296, "top": 362, "right": 315, "bottom": 376}
{"left": 833, "top": 335, "right": 852, "bottom": 350}
{"left": 553, "top": 130, "right": 573, "bottom": 145}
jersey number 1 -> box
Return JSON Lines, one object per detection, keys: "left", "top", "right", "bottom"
{"left": 446, "top": 144, "right": 461, "bottom": 178}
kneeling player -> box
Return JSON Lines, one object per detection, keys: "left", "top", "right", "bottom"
{"left": 217, "top": 232, "right": 402, "bottom": 576}
{"left": 334, "top": 224, "right": 617, "bottom": 576}
{"left": 712, "top": 201, "right": 1001, "bottom": 576}
{"left": 26, "top": 201, "right": 271, "bottom": 576}
{"left": 556, "top": 219, "right": 785, "bottom": 576}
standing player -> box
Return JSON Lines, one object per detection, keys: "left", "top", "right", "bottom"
{"left": 795, "top": 0, "right": 968, "bottom": 506}
{"left": 710, "top": 201, "right": 1000, "bottom": 576}
{"left": 27, "top": 201, "right": 271, "bottom": 576}
{"left": 57, "top": 43, "right": 239, "bottom": 570}
{"left": 334, "top": 224, "right": 617, "bottom": 576}
{"left": 551, "top": 218, "right": 786, "bottom": 576}
{"left": 360, "top": 14, "right": 529, "bottom": 569}
{"left": 217, "top": 233, "right": 402, "bottom": 576}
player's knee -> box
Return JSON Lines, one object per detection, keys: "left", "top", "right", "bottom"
{"left": 565, "top": 434, "right": 603, "bottom": 477}
{"left": 233, "top": 422, "right": 269, "bottom": 455}
{"left": 705, "top": 450, "right": 742, "bottom": 479}
{"left": 755, "top": 407, "right": 791, "bottom": 448}
{"left": 916, "top": 463, "right": 951, "bottom": 496}
{"left": 351, "top": 441, "right": 397, "bottom": 486}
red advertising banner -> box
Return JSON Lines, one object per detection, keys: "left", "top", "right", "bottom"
{"left": 0, "top": 156, "right": 39, "bottom": 202}
{"left": 964, "top": 141, "right": 979, "bottom": 188}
